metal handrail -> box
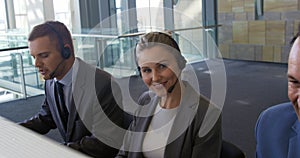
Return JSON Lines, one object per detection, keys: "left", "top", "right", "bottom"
{"left": 72, "top": 34, "right": 118, "bottom": 39}
{"left": 16, "top": 53, "right": 27, "bottom": 99}
{"left": 0, "top": 46, "right": 43, "bottom": 100}
{"left": 0, "top": 46, "right": 28, "bottom": 52}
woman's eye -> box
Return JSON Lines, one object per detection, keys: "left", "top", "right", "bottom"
{"left": 158, "top": 64, "right": 167, "bottom": 69}
{"left": 142, "top": 68, "right": 151, "bottom": 73}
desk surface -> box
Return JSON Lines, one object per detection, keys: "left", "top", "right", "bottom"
{"left": 0, "top": 116, "right": 89, "bottom": 158}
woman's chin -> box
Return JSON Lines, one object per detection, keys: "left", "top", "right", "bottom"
{"left": 152, "top": 89, "right": 167, "bottom": 97}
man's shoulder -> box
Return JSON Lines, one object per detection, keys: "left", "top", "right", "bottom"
{"left": 255, "top": 103, "right": 300, "bottom": 158}
{"left": 257, "top": 102, "right": 297, "bottom": 130}
{"left": 261, "top": 102, "right": 295, "bottom": 119}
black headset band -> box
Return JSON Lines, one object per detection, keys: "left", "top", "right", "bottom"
{"left": 45, "top": 22, "right": 70, "bottom": 59}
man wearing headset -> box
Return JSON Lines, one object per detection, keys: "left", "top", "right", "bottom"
{"left": 19, "top": 21, "right": 125, "bottom": 157}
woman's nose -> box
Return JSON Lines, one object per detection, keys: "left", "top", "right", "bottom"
{"left": 152, "top": 70, "right": 161, "bottom": 81}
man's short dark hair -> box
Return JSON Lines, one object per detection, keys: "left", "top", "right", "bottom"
{"left": 28, "top": 21, "right": 74, "bottom": 54}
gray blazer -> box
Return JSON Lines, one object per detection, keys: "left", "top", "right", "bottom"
{"left": 20, "top": 58, "right": 125, "bottom": 157}
{"left": 117, "top": 82, "right": 222, "bottom": 158}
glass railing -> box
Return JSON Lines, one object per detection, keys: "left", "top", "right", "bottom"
{"left": 0, "top": 47, "right": 44, "bottom": 103}
{"left": 73, "top": 34, "right": 140, "bottom": 78}
{"left": 0, "top": 31, "right": 28, "bottom": 49}
{"left": 73, "top": 29, "right": 212, "bottom": 78}
{"left": 0, "top": 28, "right": 215, "bottom": 103}
{"left": 72, "top": 33, "right": 136, "bottom": 78}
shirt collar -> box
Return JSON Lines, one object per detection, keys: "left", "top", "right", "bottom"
{"left": 54, "top": 61, "right": 76, "bottom": 86}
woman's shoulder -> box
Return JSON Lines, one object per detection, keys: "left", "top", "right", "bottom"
{"left": 137, "top": 91, "right": 156, "bottom": 105}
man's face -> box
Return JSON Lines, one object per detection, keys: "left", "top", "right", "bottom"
{"left": 29, "top": 36, "right": 65, "bottom": 80}
{"left": 288, "top": 37, "right": 300, "bottom": 121}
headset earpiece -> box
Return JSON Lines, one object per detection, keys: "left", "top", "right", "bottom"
{"left": 137, "top": 67, "right": 142, "bottom": 77}
{"left": 178, "top": 56, "right": 186, "bottom": 70}
{"left": 62, "top": 46, "right": 71, "bottom": 59}
{"left": 45, "top": 22, "right": 71, "bottom": 59}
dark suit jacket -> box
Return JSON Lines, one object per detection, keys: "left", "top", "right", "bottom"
{"left": 117, "top": 82, "right": 222, "bottom": 158}
{"left": 20, "top": 58, "right": 125, "bottom": 157}
{"left": 255, "top": 102, "right": 300, "bottom": 158}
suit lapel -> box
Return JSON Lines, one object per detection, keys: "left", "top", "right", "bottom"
{"left": 66, "top": 96, "right": 78, "bottom": 141}
{"left": 288, "top": 120, "right": 300, "bottom": 158}
{"left": 48, "top": 80, "right": 68, "bottom": 140}
{"left": 165, "top": 83, "right": 198, "bottom": 157}
{"left": 66, "top": 58, "right": 87, "bottom": 141}
{"left": 128, "top": 97, "right": 158, "bottom": 157}
{"left": 128, "top": 116, "right": 152, "bottom": 157}
{"left": 72, "top": 58, "right": 86, "bottom": 111}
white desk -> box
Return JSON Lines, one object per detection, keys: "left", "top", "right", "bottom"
{"left": 0, "top": 116, "right": 89, "bottom": 158}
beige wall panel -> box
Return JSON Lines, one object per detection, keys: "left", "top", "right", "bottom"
{"left": 219, "top": 44, "right": 230, "bottom": 58}
{"left": 235, "top": 12, "right": 247, "bottom": 20}
{"left": 244, "top": 0, "right": 254, "bottom": 13}
{"left": 232, "top": 0, "right": 244, "bottom": 12}
{"left": 265, "top": 0, "right": 298, "bottom": 12}
{"left": 250, "top": 21, "right": 265, "bottom": 32}
{"left": 218, "top": 0, "right": 232, "bottom": 13}
{"left": 250, "top": 32, "right": 266, "bottom": 44}
{"left": 274, "top": 46, "right": 282, "bottom": 62}
{"left": 266, "top": 21, "right": 285, "bottom": 45}
{"left": 233, "top": 21, "right": 249, "bottom": 44}
{"left": 218, "top": 0, "right": 300, "bottom": 63}
{"left": 262, "top": 46, "right": 274, "bottom": 62}
{"left": 294, "top": 20, "right": 300, "bottom": 35}
{"left": 266, "top": 33, "right": 285, "bottom": 45}
{"left": 249, "top": 21, "right": 266, "bottom": 44}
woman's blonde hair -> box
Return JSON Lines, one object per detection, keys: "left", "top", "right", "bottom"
{"left": 135, "top": 32, "right": 187, "bottom": 70}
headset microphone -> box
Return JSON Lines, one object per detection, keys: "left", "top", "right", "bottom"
{"left": 167, "top": 78, "right": 179, "bottom": 93}
{"left": 167, "top": 72, "right": 182, "bottom": 93}
{"left": 49, "top": 59, "right": 65, "bottom": 79}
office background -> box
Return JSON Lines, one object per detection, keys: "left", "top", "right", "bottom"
{"left": 0, "top": 0, "right": 297, "bottom": 157}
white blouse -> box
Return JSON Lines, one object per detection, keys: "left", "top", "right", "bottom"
{"left": 142, "top": 103, "right": 178, "bottom": 158}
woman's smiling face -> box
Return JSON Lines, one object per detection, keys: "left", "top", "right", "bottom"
{"left": 137, "top": 46, "right": 181, "bottom": 97}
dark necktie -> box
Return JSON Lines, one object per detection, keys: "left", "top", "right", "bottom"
{"left": 54, "top": 81, "right": 69, "bottom": 130}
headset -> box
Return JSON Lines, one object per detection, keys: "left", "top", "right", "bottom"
{"left": 45, "top": 22, "right": 71, "bottom": 59}
{"left": 133, "top": 32, "right": 188, "bottom": 94}
{"left": 45, "top": 22, "right": 71, "bottom": 79}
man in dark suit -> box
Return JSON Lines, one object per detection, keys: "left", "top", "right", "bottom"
{"left": 255, "top": 30, "right": 300, "bottom": 158}
{"left": 19, "top": 21, "right": 125, "bottom": 157}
